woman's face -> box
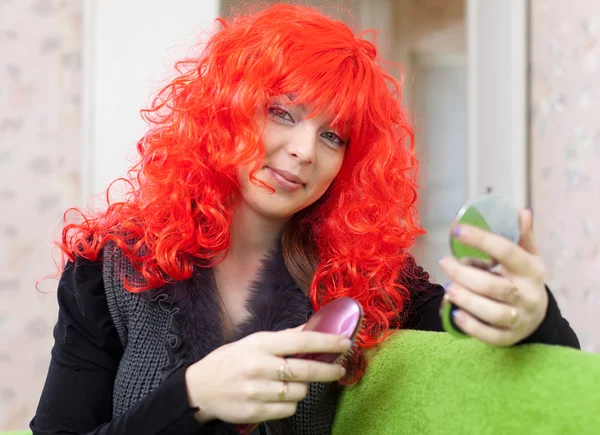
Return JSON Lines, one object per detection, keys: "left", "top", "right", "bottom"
{"left": 238, "top": 95, "right": 348, "bottom": 222}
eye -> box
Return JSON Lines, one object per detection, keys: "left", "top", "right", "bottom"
{"left": 268, "top": 105, "right": 295, "bottom": 124}
{"left": 321, "top": 131, "right": 347, "bottom": 148}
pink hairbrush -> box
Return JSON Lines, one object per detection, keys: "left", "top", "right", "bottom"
{"left": 293, "top": 296, "right": 363, "bottom": 363}
{"left": 237, "top": 297, "right": 363, "bottom": 434}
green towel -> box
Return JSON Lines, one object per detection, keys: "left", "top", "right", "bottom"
{"left": 333, "top": 330, "right": 600, "bottom": 435}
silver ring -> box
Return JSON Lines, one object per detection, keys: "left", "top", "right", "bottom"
{"left": 509, "top": 307, "right": 519, "bottom": 329}
{"left": 505, "top": 285, "right": 519, "bottom": 304}
{"left": 276, "top": 360, "right": 294, "bottom": 381}
{"left": 278, "top": 382, "right": 289, "bottom": 401}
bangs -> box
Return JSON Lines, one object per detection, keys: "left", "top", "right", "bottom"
{"left": 264, "top": 39, "right": 381, "bottom": 138}
{"left": 276, "top": 50, "right": 372, "bottom": 138}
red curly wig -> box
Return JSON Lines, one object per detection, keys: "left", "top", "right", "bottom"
{"left": 58, "top": 3, "right": 426, "bottom": 383}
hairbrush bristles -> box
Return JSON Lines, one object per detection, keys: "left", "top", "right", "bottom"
{"left": 338, "top": 344, "right": 357, "bottom": 366}
{"left": 338, "top": 319, "right": 364, "bottom": 367}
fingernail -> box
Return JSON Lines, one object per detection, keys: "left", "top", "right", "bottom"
{"left": 340, "top": 366, "right": 347, "bottom": 377}
{"left": 438, "top": 257, "right": 448, "bottom": 266}
{"left": 527, "top": 207, "right": 534, "bottom": 218}
{"left": 446, "top": 285, "right": 457, "bottom": 297}
{"left": 443, "top": 282, "right": 451, "bottom": 290}
{"left": 451, "top": 309, "right": 461, "bottom": 321}
{"left": 453, "top": 225, "right": 462, "bottom": 237}
{"left": 340, "top": 338, "right": 352, "bottom": 348}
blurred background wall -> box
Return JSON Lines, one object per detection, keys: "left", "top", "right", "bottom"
{"left": 0, "top": 0, "right": 598, "bottom": 430}
{"left": 530, "top": 0, "right": 600, "bottom": 353}
{"left": 0, "top": 0, "right": 82, "bottom": 428}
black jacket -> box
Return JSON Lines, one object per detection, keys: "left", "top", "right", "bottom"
{"left": 30, "top": 255, "right": 579, "bottom": 434}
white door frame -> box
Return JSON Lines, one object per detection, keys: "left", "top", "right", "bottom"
{"left": 81, "top": 0, "right": 220, "bottom": 205}
{"left": 356, "top": 0, "right": 528, "bottom": 206}
{"left": 467, "top": 0, "right": 528, "bottom": 208}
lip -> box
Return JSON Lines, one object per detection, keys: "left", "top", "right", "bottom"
{"left": 265, "top": 167, "right": 304, "bottom": 192}
{"left": 270, "top": 168, "right": 304, "bottom": 184}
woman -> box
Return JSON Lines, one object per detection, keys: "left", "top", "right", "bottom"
{"left": 31, "top": 4, "right": 579, "bottom": 435}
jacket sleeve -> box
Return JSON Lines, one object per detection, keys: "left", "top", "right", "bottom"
{"left": 30, "top": 258, "right": 208, "bottom": 434}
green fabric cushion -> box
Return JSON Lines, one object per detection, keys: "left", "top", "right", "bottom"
{"left": 333, "top": 330, "right": 600, "bottom": 434}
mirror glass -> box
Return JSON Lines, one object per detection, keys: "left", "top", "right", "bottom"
{"left": 450, "top": 194, "right": 521, "bottom": 263}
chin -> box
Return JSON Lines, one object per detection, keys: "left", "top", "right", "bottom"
{"left": 241, "top": 192, "right": 303, "bottom": 221}
{"left": 252, "top": 202, "right": 299, "bottom": 221}
{"left": 241, "top": 180, "right": 323, "bottom": 221}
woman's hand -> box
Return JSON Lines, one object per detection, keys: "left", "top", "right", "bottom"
{"left": 439, "top": 208, "right": 549, "bottom": 346}
{"left": 185, "top": 327, "right": 350, "bottom": 424}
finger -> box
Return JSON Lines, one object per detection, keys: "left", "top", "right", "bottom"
{"left": 445, "top": 283, "right": 517, "bottom": 329}
{"left": 459, "top": 256, "right": 495, "bottom": 270}
{"left": 238, "top": 354, "right": 345, "bottom": 384}
{"left": 242, "top": 380, "right": 308, "bottom": 403}
{"left": 254, "top": 330, "right": 351, "bottom": 356}
{"left": 451, "top": 309, "right": 518, "bottom": 347}
{"left": 518, "top": 208, "right": 539, "bottom": 255}
{"left": 273, "top": 357, "right": 346, "bottom": 383}
{"left": 451, "top": 224, "right": 536, "bottom": 275}
{"left": 290, "top": 322, "right": 307, "bottom": 331}
{"left": 439, "top": 257, "right": 519, "bottom": 304}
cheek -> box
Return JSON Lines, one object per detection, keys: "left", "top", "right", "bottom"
{"left": 249, "top": 112, "right": 278, "bottom": 156}
{"left": 319, "top": 152, "right": 345, "bottom": 187}
{"left": 330, "top": 150, "right": 346, "bottom": 178}
{"left": 237, "top": 164, "right": 250, "bottom": 180}
{"left": 256, "top": 121, "right": 280, "bottom": 156}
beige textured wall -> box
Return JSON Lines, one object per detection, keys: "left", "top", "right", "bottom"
{"left": 530, "top": 0, "right": 600, "bottom": 352}
{"left": 0, "top": 0, "right": 81, "bottom": 429}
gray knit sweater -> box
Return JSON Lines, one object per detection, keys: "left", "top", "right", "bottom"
{"left": 102, "top": 242, "right": 340, "bottom": 434}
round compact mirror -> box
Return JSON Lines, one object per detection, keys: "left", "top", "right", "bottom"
{"left": 450, "top": 193, "right": 521, "bottom": 263}
{"left": 442, "top": 193, "right": 521, "bottom": 338}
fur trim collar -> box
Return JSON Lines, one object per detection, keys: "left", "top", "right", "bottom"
{"left": 154, "top": 244, "right": 313, "bottom": 364}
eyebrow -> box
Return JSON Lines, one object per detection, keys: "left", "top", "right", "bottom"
{"left": 284, "top": 93, "right": 309, "bottom": 114}
{"left": 281, "top": 94, "right": 345, "bottom": 132}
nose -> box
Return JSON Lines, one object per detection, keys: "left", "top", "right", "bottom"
{"left": 286, "top": 123, "right": 317, "bottom": 164}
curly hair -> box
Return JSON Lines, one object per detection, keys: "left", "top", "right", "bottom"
{"left": 58, "top": 3, "right": 425, "bottom": 383}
